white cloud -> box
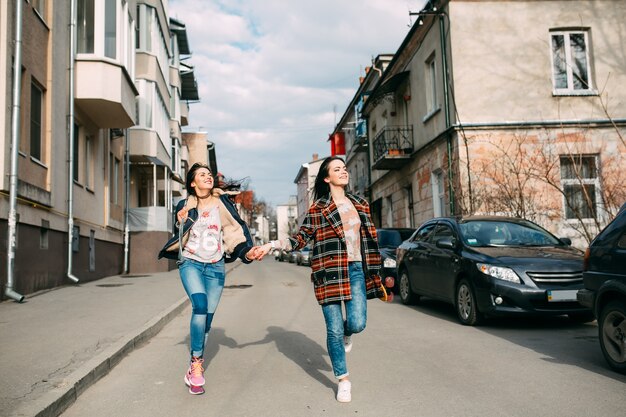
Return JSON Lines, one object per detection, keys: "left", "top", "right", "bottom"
{"left": 170, "top": 0, "right": 426, "bottom": 205}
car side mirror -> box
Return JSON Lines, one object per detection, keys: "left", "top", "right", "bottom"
{"left": 559, "top": 237, "right": 572, "bottom": 246}
{"left": 436, "top": 237, "right": 456, "bottom": 250}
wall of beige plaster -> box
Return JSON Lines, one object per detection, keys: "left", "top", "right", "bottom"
{"left": 449, "top": 0, "right": 626, "bottom": 124}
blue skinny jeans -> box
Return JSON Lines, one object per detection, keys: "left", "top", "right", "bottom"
{"left": 178, "top": 257, "right": 226, "bottom": 358}
{"left": 321, "top": 262, "right": 367, "bottom": 379}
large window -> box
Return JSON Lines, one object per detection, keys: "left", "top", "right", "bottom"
{"left": 136, "top": 4, "right": 170, "bottom": 85}
{"left": 135, "top": 80, "right": 171, "bottom": 152}
{"left": 550, "top": 30, "right": 594, "bottom": 95}
{"left": 77, "top": 0, "right": 134, "bottom": 75}
{"left": 30, "top": 81, "right": 43, "bottom": 161}
{"left": 560, "top": 155, "right": 599, "bottom": 219}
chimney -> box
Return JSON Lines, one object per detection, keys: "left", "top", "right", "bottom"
{"left": 312, "top": 153, "right": 319, "bottom": 161}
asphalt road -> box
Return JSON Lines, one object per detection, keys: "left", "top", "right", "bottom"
{"left": 61, "top": 258, "right": 626, "bottom": 417}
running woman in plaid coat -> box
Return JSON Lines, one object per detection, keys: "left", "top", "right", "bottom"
{"left": 251, "top": 156, "right": 385, "bottom": 403}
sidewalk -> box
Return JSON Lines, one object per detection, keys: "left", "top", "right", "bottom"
{"left": 0, "top": 263, "right": 239, "bottom": 417}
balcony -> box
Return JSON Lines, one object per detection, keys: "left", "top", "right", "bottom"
{"left": 372, "top": 126, "right": 414, "bottom": 170}
{"left": 74, "top": 60, "right": 137, "bottom": 128}
{"left": 128, "top": 128, "right": 172, "bottom": 167}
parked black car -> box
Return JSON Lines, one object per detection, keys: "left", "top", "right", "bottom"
{"left": 577, "top": 208, "right": 626, "bottom": 374}
{"left": 396, "top": 216, "right": 591, "bottom": 325}
{"left": 377, "top": 228, "right": 416, "bottom": 291}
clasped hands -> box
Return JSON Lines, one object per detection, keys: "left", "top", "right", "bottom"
{"left": 247, "top": 242, "right": 273, "bottom": 261}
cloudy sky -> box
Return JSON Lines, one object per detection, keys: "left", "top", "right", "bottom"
{"left": 169, "top": 0, "right": 427, "bottom": 207}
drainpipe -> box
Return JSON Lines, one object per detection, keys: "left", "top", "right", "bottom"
{"left": 66, "top": 0, "right": 79, "bottom": 283}
{"left": 5, "top": 0, "right": 25, "bottom": 302}
{"left": 123, "top": 129, "right": 130, "bottom": 274}
{"left": 439, "top": 13, "right": 455, "bottom": 215}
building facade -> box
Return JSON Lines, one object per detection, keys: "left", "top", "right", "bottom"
{"left": 355, "top": 0, "right": 625, "bottom": 248}
{"left": 293, "top": 154, "right": 324, "bottom": 227}
{"left": 0, "top": 1, "right": 198, "bottom": 299}
{"left": 276, "top": 195, "right": 298, "bottom": 242}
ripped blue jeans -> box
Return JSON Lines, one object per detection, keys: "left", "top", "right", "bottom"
{"left": 321, "top": 262, "right": 367, "bottom": 379}
{"left": 178, "top": 257, "right": 226, "bottom": 358}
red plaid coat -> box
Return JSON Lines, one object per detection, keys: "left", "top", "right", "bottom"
{"left": 287, "top": 193, "right": 385, "bottom": 304}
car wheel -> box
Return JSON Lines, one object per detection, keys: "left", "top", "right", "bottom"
{"left": 399, "top": 270, "right": 419, "bottom": 305}
{"left": 568, "top": 311, "right": 595, "bottom": 324}
{"left": 455, "top": 279, "right": 483, "bottom": 326}
{"left": 598, "top": 300, "right": 626, "bottom": 374}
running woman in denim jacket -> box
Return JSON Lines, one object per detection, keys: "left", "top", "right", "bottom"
{"left": 158, "top": 163, "right": 254, "bottom": 395}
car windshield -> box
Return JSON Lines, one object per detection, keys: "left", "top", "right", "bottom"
{"left": 458, "top": 220, "right": 562, "bottom": 247}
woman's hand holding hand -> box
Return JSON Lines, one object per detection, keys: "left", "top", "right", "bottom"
{"left": 249, "top": 243, "right": 272, "bottom": 260}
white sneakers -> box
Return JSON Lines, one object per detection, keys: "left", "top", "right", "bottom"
{"left": 336, "top": 380, "right": 352, "bottom": 402}
{"left": 343, "top": 335, "right": 352, "bottom": 353}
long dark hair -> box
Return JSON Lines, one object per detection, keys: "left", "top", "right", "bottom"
{"left": 313, "top": 156, "right": 346, "bottom": 201}
{"left": 185, "top": 163, "right": 241, "bottom": 196}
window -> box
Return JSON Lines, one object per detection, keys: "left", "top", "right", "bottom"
{"left": 431, "top": 224, "right": 455, "bottom": 243}
{"left": 413, "top": 223, "right": 437, "bottom": 243}
{"left": 104, "top": 0, "right": 117, "bottom": 58}
{"left": 30, "top": 81, "right": 43, "bottom": 161}
{"left": 551, "top": 30, "right": 593, "bottom": 94}
{"left": 77, "top": 0, "right": 134, "bottom": 74}
{"left": 425, "top": 54, "right": 437, "bottom": 114}
{"left": 560, "top": 155, "right": 599, "bottom": 219}
{"left": 431, "top": 170, "right": 446, "bottom": 217}
{"left": 77, "top": 0, "right": 95, "bottom": 53}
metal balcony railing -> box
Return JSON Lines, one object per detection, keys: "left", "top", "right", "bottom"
{"left": 372, "top": 126, "right": 413, "bottom": 170}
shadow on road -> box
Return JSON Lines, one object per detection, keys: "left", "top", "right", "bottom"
{"left": 237, "top": 326, "right": 335, "bottom": 390}
{"left": 178, "top": 327, "right": 237, "bottom": 367}
{"left": 399, "top": 298, "right": 626, "bottom": 384}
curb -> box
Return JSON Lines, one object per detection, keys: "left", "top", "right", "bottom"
{"left": 12, "top": 295, "right": 190, "bottom": 417}
{"left": 12, "top": 262, "right": 240, "bottom": 417}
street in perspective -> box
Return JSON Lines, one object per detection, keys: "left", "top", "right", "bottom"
{"left": 59, "top": 258, "right": 626, "bottom": 417}
{"left": 2, "top": 0, "right": 626, "bottom": 416}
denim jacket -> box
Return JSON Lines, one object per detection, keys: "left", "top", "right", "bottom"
{"left": 158, "top": 189, "right": 254, "bottom": 264}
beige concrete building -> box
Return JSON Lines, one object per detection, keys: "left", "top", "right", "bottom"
{"left": 359, "top": 0, "right": 626, "bottom": 248}
{"left": 127, "top": 6, "right": 199, "bottom": 273}
{"left": 0, "top": 1, "right": 198, "bottom": 299}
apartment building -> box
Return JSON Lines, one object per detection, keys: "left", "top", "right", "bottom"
{"left": 0, "top": 1, "right": 198, "bottom": 299}
{"left": 356, "top": 0, "right": 626, "bottom": 248}
{"left": 332, "top": 54, "right": 393, "bottom": 201}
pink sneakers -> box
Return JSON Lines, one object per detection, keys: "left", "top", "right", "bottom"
{"left": 184, "top": 357, "right": 205, "bottom": 394}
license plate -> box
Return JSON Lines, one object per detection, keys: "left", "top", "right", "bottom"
{"left": 547, "top": 290, "right": 578, "bottom": 302}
